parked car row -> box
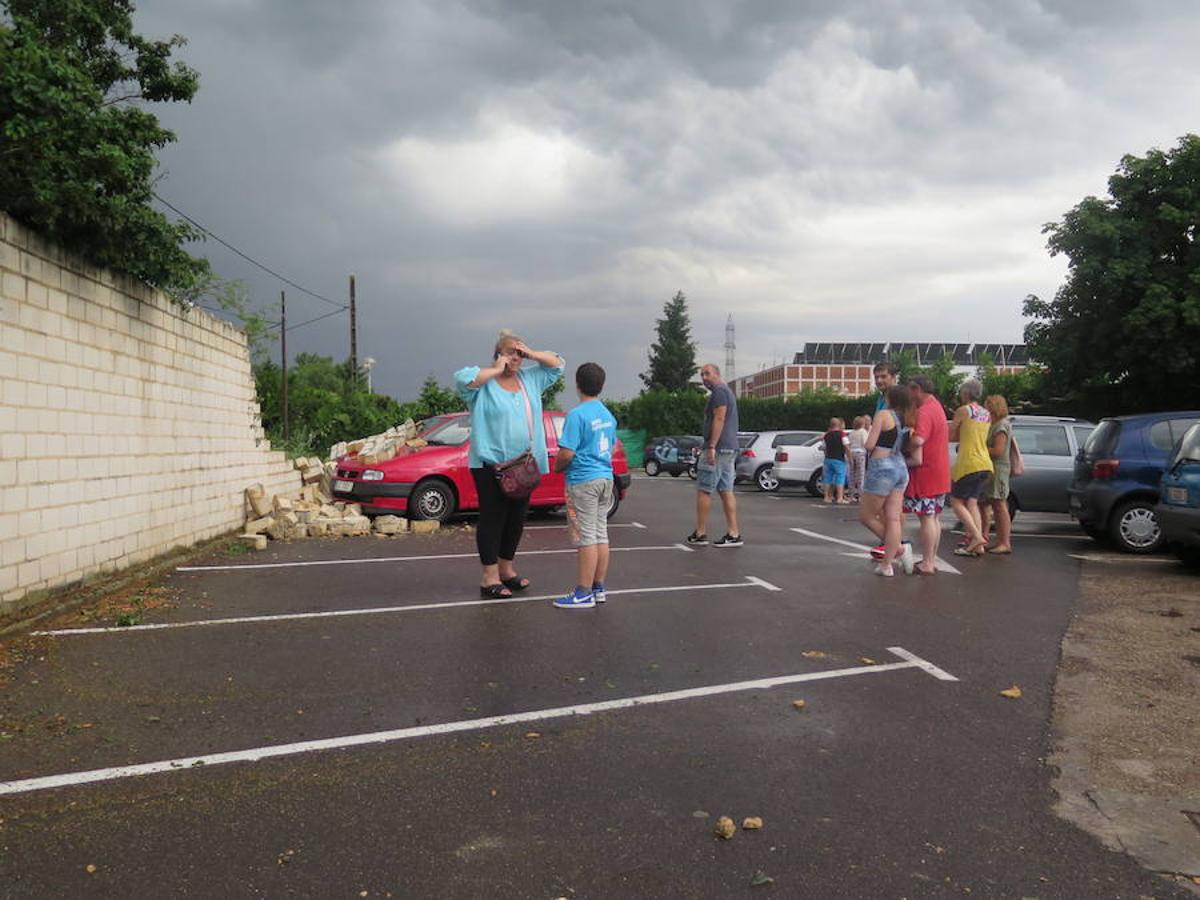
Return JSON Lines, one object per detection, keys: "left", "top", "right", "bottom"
{"left": 735, "top": 410, "right": 1200, "bottom": 562}
{"left": 639, "top": 410, "right": 1200, "bottom": 563}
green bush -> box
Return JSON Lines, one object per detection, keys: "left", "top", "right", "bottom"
{"left": 609, "top": 388, "right": 875, "bottom": 437}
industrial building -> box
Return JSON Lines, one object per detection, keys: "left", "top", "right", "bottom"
{"left": 729, "top": 342, "right": 1029, "bottom": 399}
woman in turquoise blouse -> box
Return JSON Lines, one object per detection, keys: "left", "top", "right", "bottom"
{"left": 455, "top": 330, "right": 564, "bottom": 598}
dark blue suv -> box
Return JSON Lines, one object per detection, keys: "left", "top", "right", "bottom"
{"left": 1069, "top": 411, "right": 1200, "bottom": 553}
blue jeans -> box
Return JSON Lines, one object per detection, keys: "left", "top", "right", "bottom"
{"left": 696, "top": 449, "right": 736, "bottom": 494}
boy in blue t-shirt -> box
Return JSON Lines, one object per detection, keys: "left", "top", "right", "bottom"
{"left": 552, "top": 363, "right": 617, "bottom": 609}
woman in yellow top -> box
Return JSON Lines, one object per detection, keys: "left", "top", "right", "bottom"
{"left": 949, "top": 378, "right": 994, "bottom": 557}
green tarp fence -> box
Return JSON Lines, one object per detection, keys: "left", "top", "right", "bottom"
{"left": 617, "top": 428, "right": 647, "bottom": 467}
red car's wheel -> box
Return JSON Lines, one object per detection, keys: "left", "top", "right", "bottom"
{"left": 409, "top": 478, "right": 456, "bottom": 522}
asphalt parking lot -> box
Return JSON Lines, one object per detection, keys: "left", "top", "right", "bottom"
{"left": 0, "top": 475, "right": 1192, "bottom": 897}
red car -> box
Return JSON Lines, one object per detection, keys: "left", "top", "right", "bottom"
{"left": 330, "top": 411, "right": 631, "bottom": 522}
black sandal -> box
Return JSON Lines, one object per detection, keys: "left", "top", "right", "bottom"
{"left": 480, "top": 583, "right": 513, "bottom": 599}
{"left": 501, "top": 575, "right": 530, "bottom": 592}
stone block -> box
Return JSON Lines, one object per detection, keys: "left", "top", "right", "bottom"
{"left": 292, "top": 457, "right": 306, "bottom": 470}
{"left": 266, "top": 511, "right": 299, "bottom": 541}
{"left": 410, "top": 519, "right": 440, "bottom": 534}
{"left": 373, "top": 515, "right": 408, "bottom": 535}
{"left": 344, "top": 515, "right": 371, "bottom": 534}
{"left": 246, "top": 485, "right": 273, "bottom": 518}
{"left": 239, "top": 533, "right": 268, "bottom": 551}
{"left": 244, "top": 515, "right": 273, "bottom": 535}
{"left": 273, "top": 495, "right": 294, "bottom": 514}
{"left": 301, "top": 466, "right": 322, "bottom": 484}
{"left": 308, "top": 521, "right": 329, "bottom": 538}
{"left": 295, "top": 509, "right": 315, "bottom": 524}
{"left": 319, "top": 504, "right": 341, "bottom": 519}
{"left": 344, "top": 503, "right": 362, "bottom": 518}
{"left": 293, "top": 524, "right": 309, "bottom": 539}
{"left": 330, "top": 515, "right": 371, "bottom": 537}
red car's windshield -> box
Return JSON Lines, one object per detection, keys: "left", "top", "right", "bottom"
{"left": 422, "top": 417, "right": 471, "bottom": 447}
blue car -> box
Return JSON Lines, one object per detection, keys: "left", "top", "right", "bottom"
{"left": 1069, "top": 411, "right": 1200, "bottom": 553}
{"left": 1156, "top": 423, "right": 1200, "bottom": 566}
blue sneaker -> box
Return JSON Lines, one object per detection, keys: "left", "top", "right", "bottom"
{"left": 554, "top": 588, "right": 595, "bottom": 609}
{"left": 591, "top": 582, "right": 606, "bottom": 604}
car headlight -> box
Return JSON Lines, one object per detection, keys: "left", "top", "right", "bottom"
{"left": 362, "top": 470, "right": 385, "bottom": 481}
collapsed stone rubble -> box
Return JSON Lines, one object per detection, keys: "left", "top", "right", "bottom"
{"left": 236, "top": 420, "right": 440, "bottom": 549}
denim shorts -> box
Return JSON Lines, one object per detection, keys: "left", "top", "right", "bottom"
{"left": 822, "top": 458, "right": 848, "bottom": 487}
{"left": 696, "top": 449, "right": 736, "bottom": 494}
{"left": 863, "top": 455, "right": 909, "bottom": 496}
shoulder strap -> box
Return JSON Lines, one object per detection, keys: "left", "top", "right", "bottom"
{"left": 516, "top": 376, "right": 535, "bottom": 449}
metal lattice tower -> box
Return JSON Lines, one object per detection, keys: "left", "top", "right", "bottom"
{"left": 724, "top": 314, "right": 736, "bottom": 381}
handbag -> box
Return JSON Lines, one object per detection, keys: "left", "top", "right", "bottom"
{"left": 1009, "top": 429, "right": 1025, "bottom": 477}
{"left": 494, "top": 378, "right": 542, "bottom": 499}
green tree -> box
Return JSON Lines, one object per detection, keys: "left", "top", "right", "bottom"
{"left": 255, "top": 354, "right": 410, "bottom": 457}
{"left": 1023, "top": 134, "right": 1200, "bottom": 413}
{"left": 415, "top": 375, "right": 466, "bottom": 416}
{"left": 542, "top": 376, "right": 565, "bottom": 410}
{"left": 0, "top": 0, "right": 208, "bottom": 296}
{"left": 641, "top": 290, "right": 699, "bottom": 391}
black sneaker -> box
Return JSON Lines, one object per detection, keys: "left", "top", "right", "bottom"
{"left": 685, "top": 531, "right": 709, "bottom": 545}
{"left": 714, "top": 534, "right": 743, "bottom": 547}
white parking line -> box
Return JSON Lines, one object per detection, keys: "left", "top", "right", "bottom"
{"left": 523, "top": 521, "right": 647, "bottom": 531}
{"left": 1067, "top": 553, "right": 1175, "bottom": 565}
{"left": 33, "top": 576, "right": 781, "bottom": 636}
{"left": 0, "top": 646, "right": 954, "bottom": 797}
{"left": 177, "top": 544, "right": 686, "bottom": 573}
{"left": 950, "top": 529, "right": 1086, "bottom": 541}
{"left": 790, "top": 527, "right": 962, "bottom": 574}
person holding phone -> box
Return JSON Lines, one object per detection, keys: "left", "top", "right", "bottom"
{"left": 455, "top": 330, "right": 564, "bottom": 597}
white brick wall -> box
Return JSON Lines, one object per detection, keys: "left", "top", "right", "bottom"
{"left": 0, "top": 213, "right": 301, "bottom": 618}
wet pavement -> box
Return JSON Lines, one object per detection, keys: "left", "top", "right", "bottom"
{"left": 0, "top": 476, "right": 1191, "bottom": 897}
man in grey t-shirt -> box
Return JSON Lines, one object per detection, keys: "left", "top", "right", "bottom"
{"left": 688, "top": 363, "right": 742, "bottom": 547}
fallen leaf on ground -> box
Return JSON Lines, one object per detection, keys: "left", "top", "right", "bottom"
{"left": 85, "top": 865, "right": 97, "bottom": 874}
{"left": 859, "top": 657, "right": 877, "bottom": 665}
{"left": 750, "top": 870, "right": 774, "bottom": 887}
{"left": 791, "top": 699, "right": 807, "bottom": 711}
{"left": 742, "top": 817, "right": 763, "bottom": 830}
{"left": 801, "top": 651, "right": 826, "bottom": 659}
{"left": 524, "top": 732, "right": 541, "bottom": 739}
{"left": 999, "top": 685, "right": 1023, "bottom": 699}
{"left": 714, "top": 816, "right": 736, "bottom": 839}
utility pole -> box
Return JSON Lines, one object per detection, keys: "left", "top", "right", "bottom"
{"left": 349, "top": 274, "right": 358, "bottom": 381}
{"left": 280, "top": 290, "right": 288, "bottom": 445}
{"left": 725, "top": 314, "right": 736, "bottom": 381}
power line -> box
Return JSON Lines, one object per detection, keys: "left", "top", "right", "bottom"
{"left": 267, "top": 306, "right": 344, "bottom": 333}
{"left": 153, "top": 192, "right": 348, "bottom": 311}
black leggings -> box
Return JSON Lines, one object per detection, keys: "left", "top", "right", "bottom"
{"left": 471, "top": 467, "right": 530, "bottom": 566}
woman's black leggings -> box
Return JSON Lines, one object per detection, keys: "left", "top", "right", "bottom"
{"left": 470, "top": 467, "right": 530, "bottom": 566}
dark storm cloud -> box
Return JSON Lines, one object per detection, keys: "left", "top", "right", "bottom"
{"left": 134, "top": 0, "right": 1200, "bottom": 398}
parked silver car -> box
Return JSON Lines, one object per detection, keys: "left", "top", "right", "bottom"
{"left": 735, "top": 431, "right": 824, "bottom": 491}
{"left": 951, "top": 415, "right": 1095, "bottom": 516}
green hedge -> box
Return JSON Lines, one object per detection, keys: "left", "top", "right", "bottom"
{"left": 608, "top": 388, "right": 876, "bottom": 439}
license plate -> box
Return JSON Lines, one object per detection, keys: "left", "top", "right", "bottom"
{"left": 1166, "top": 486, "right": 1188, "bottom": 503}
{"left": 333, "top": 479, "right": 353, "bottom": 493}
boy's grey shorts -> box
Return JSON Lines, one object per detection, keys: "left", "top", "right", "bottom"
{"left": 566, "top": 478, "right": 614, "bottom": 546}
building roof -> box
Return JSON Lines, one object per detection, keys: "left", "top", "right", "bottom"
{"left": 790, "top": 342, "right": 1028, "bottom": 366}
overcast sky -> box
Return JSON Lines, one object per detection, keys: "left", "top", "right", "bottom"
{"left": 135, "top": 0, "right": 1200, "bottom": 401}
